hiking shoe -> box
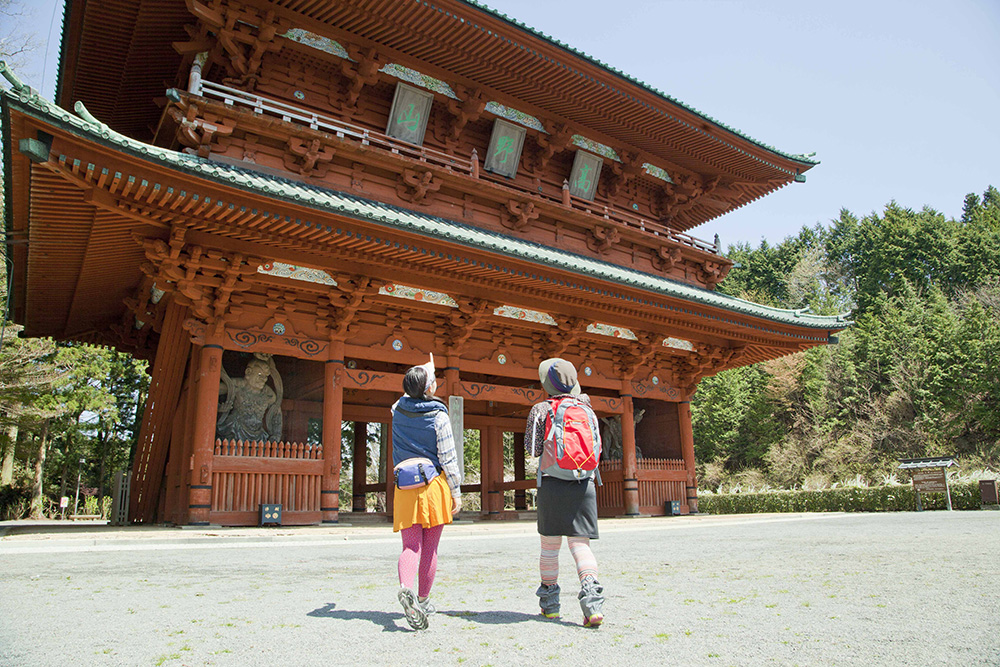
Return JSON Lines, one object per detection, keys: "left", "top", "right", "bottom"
{"left": 578, "top": 576, "right": 605, "bottom": 628}
{"left": 536, "top": 583, "right": 561, "bottom": 619}
{"left": 398, "top": 587, "right": 428, "bottom": 630}
{"left": 416, "top": 598, "right": 436, "bottom": 615}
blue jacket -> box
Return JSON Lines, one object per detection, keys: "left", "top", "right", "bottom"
{"left": 391, "top": 396, "right": 448, "bottom": 468}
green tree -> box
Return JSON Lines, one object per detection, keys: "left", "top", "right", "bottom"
{"left": 692, "top": 364, "right": 780, "bottom": 470}
{"left": 0, "top": 0, "right": 40, "bottom": 73}
{"left": 91, "top": 350, "right": 149, "bottom": 496}
{"left": 700, "top": 186, "right": 1000, "bottom": 489}
{"left": 952, "top": 186, "right": 1000, "bottom": 289}
{"left": 843, "top": 202, "right": 959, "bottom": 314}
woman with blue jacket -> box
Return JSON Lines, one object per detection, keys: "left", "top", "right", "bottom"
{"left": 391, "top": 354, "right": 463, "bottom": 630}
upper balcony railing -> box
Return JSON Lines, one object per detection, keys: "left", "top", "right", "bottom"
{"left": 193, "top": 79, "right": 721, "bottom": 256}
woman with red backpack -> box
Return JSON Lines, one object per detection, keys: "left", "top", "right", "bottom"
{"left": 524, "top": 358, "right": 606, "bottom": 627}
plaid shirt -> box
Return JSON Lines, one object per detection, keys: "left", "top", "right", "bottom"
{"left": 432, "top": 410, "right": 463, "bottom": 499}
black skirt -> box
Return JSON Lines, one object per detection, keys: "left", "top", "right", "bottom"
{"left": 536, "top": 475, "right": 599, "bottom": 539}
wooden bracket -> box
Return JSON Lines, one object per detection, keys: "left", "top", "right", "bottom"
{"left": 440, "top": 85, "right": 487, "bottom": 144}
{"left": 543, "top": 316, "right": 588, "bottom": 358}
{"left": 283, "top": 137, "right": 336, "bottom": 177}
{"left": 442, "top": 298, "right": 494, "bottom": 354}
{"left": 329, "top": 274, "right": 383, "bottom": 336}
{"left": 700, "top": 259, "right": 731, "bottom": 290}
{"left": 653, "top": 245, "right": 682, "bottom": 272}
{"left": 603, "top": 148, "right": 643, "bottom": 198}
{"left": 170, "top": 109, "right": 235, "bottom": 158}
{"left": 501, "top": 199, "right": 539, "bottom": 232}
{"left": 396, "top": 168, "right": 441, "bottom": 205}
{"left": 532, "top": 121, "right": 574, "bottom": 173}
{"left": 340, "top": 44, "right": 383, "bottom": 108}
{"left": 190, "top": 0, "right": 289, "bottom": 87}
{"left": 587, "top": 224, "right": 620, "bottom": 254}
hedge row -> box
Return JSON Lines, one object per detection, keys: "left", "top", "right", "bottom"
{"left": 697, "top": 481, "right": 984, "bottom": 515}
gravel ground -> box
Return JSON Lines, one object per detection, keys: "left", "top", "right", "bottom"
{"left": 1, "top": 511, "right": 997, "bottom": 666}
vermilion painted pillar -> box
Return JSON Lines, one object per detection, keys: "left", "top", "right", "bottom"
{"left": 188, "top": 343, "right": 223, "bottom": 525}
{"left": 384, "top": 427, "right": 394, "bottom": 514}
{"left": 321, "top": 343, "right": 345, "bottom": 523}
{"left": 177, "top": 359, "right": 200, "bottom": 524}
{"left": 621, "top": 393, "right": 640, "bottom": 516}
{"left": 163, "top": 358, "right": 196, "bottom": 524}
{"left": 513, "top": 432, "right": 527, "bottom": 510}
{"left": 678, "top": 401, "right": 698, "bottom": 513}
{"left": 478, "top": 428, "right": 490, "bottom": 516}
{"left": 487, "top": 427, "right": 504, "bottom": 516}
{"left": 444, "top": 357, "right": 460, "bottom": 400}
{"left": 352, "top": 422, "right": 368, "bottom": 512}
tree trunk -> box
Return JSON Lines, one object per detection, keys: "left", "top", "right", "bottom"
{"left": 1, "top": 424, "right": 17, "bottom": 486}
{"left": 29, "top": 421, "right": 50, "bottom": 519}
{"left": 58, "top": 440, "right": 71, "bottom": 500}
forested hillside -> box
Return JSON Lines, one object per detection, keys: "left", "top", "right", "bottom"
{"left": 693, "top": 187, "right": 1000, "bottom": 490}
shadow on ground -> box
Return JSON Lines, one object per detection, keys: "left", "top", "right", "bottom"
{"left": 308, "top": 602, "right": 569, "bottom": 631}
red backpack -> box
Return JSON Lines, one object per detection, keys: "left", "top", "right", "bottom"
{"left": 539, "top": 397, "right": 601, "bottom": 482}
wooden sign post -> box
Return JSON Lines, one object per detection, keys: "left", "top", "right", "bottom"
{"left": 898, "top": 457, "right": 956, "bottom": 511}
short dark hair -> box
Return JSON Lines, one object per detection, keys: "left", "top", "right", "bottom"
{"left": 403, "top": 366, "right": 428, "bottom": 398}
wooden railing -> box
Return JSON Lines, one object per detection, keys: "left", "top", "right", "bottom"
{"left": 213, "top": 439, "right": 322, "bottom": 459}
{"left": 480, "top": 169, "right": 721, "bottom": 255}
{"left": 199, "top": 80, "right": 474, "bottom": 176}
{"left": 191, "top": 80, "right": 721, "bottom": 257}
{"left": 564, "top": 194, "right": 721, "bottom": 254}
{"left": 596, "top": 458, "right": 689, "bottom": 516}
{"left": 210, "top": 438, "right": 324, "bottom": 525}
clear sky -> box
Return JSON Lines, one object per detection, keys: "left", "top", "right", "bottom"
{"left": 12, "top": 0, "right": 1000, "bottom": 250}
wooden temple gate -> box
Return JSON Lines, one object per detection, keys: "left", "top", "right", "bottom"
{"left": 1, "top": 0, "right": 850, "bottom": 528}
{"left": 135, "top": 339, "right": 700, "bottom": 525}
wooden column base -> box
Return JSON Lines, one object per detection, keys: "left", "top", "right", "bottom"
{"left": 352, "top": 494, "right": 366, "bottom": 512}
{"left": 188, "top": 485, "right": 212, "bottom": 524}
{"left": 321, "top": 489, "right": 340, "bottom": 523}
{"left": 623, "top": 478, "right": 640, "bottom": 516}
{"left": 686, "top": 485, "right": 699, "bottom": 514}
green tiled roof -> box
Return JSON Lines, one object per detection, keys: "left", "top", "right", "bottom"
{"left": 1, "top": 81, "right": 849, "bottom": 338}
{"left": 456, "top": 0, "right": 820, "bottom": 168}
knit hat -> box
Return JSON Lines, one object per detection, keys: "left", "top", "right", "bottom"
{"left": 538, "top": 358, "right": 581, "bottom": 396}
{"left": 418, "top": 353, "right": 436, "bottom": 392}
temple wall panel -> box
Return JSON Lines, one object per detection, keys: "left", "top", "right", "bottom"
{"left": 635, "top": 398, "right": 683, "bottom": 460}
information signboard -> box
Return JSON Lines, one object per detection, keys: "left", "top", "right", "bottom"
{"left": 910, "top": 468, "right": 948, "bottom": 493}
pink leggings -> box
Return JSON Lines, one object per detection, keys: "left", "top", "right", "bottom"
{"left": 398, "top": 524, "right": 444, "bottom": 598}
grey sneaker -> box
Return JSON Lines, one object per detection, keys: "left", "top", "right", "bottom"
{"left": 536, "top": 583, "right": 561, "bottom": 619}
{"left": 416, "top": 598, "right": 436, "bottom": 615}
{"left": 578, "top": 576, "right": 605, "bottom": 627}
{"left": 398, "top": 587, "right": 428, "bottom": 630}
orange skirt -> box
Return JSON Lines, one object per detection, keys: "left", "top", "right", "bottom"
{"left": 393, "top": 474, "right": 454, "bottom": 532}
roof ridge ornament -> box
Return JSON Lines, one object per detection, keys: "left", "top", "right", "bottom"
{"left": 74, "top": 101, "right": 110, "bottom": 131}
{"left": 0, "top": 61, "right": 32, "bottom": 95}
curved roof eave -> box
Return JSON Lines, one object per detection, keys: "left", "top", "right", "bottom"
{"left": 456, "top": 0, "right": 820, "bottom": 169}
{"left": 1, "top": 86, "right": 850, "bottom": 335}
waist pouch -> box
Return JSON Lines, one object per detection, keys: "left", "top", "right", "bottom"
{"left": 393, "top": 457, "right": 440, "bottom": 490}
